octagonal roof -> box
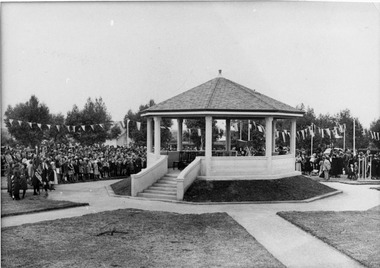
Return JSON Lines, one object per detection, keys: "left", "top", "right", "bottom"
{"left": 141, "top": 77, "right": 304, "bottom": 118}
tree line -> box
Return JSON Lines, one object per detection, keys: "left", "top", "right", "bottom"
{"left": 2, "top": 95, "right": 380, "bottom": 151}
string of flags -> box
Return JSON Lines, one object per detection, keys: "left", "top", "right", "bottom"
{"left": 5, "top": 118, "right": 143, "bottom": 133}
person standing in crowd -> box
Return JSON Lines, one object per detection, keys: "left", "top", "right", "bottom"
{"left": 322, "top": 155, "right": 331, "bottom": 181}
{"left": 19, "top": 160, "right": 28, "bottom": 199}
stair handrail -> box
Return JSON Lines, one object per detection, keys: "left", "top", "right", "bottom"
{"left": 131, "top": 155, "right": 168, "bottom": 196}
{"left": 176, "top": 157, "right": 202, "bottom": 200}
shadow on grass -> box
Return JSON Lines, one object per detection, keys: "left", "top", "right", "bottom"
{"left": 277, "top": 210, "right": 380, "bottom": 268}
{"left": 184, "top": 176, "right": 337, "bottom": 202}
{"left": 1, "top": 192, "right": 89, "bottom": 217}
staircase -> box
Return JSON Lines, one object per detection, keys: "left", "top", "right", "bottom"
{"left": 137, "top": 173, "right": 177, "bottom": 201}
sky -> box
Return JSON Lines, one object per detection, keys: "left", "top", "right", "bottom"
{"left": 2, "top": 1, "right": 379, "bottom": 129}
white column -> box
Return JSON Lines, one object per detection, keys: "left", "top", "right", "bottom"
{"left": 154, "top": 116, "right": 161, "bottom": 158}
{"left": 290, "top": 118, "right": 296, "bottom": 157}
{"left": 147, "top": 118, "right": 153, "bottom": 153}
{"left": 177, "top": 118, "right": 183, "bottom": 151}
{"left": 265, "top": 117, "right": 273, "bottom": 157}
{"left": 226, "top": 119, "right": 231, "bottom": 153}
{"left": 205, "top": 116, "right": 213, "bottom": 176}
{"left": 272, "top": 119, "right": 277, "bottom": 154}
{"left": 248, "top": 120, "right": 250, "bottom": 141}
{"left": 265, "top": 117, "right": 273, "bottom": 174}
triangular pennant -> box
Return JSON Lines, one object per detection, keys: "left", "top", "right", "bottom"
{"left": 90, "top": 125, "right": 94, "bottom": 131}
{"left": 47, "top": 124, "right": 51, "bottom": 130}
{"left": 28, "top": 122, "right": 33, "bottom": 128}
{"left": 99, "top": 124, "right": 104, "bottom": 129}
{"left": 37, "top": 123, "right": 42, "bottom": 130}
{"left": 301, "top": 129, "right": 305, "bottom": 139}
{"left": 257, "top": 125, "right": 264, "bottom": 133}
{"left": 136, "top": 122, "right": 141, "bottom": 131}
{"left": 276, "top": 131, "right": 279, "bottom": 139}
{"left": 56, "top": 125, "right": 60, "bottom": 131}
{"left": 325, "top": 128, "right": 331, "bottom": 138}
{"left": 197, "top": 129, "right": 201, "bottom": 136}
{"left": 81, "top": 125, "right": 86, "bottom": 131}
{"left": 9, "top": 119, "right": 14, "bottom": 125}
{"left": 282, "top": 132, "right": 286, "bottom": 142}
{"left": 120, "top": 121, "right": 125, "bottom": 128}
{"left": 66, "top": 125, "right": 70, "bottom": 132}
{"left": 377, "top": 132, "right": 380, "bottom": 141}
{"left": 321, "top": 128, "right": 324, "bottom": 138}
{"left": 18, "top": 120, "right": 22, "bottom": 126}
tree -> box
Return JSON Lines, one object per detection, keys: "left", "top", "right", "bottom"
{"left": 125, "top": 99, "right": 173, "bottom": 148}
{"left": 65, "top": 97, "right": 112, "bottom": 145}
{"left": 4, "top": 95, "right": 51, "bottom": 147}
{"left": 109, "top": 125, "right": 122, "bottom": 140}
{"left": 184, "top": 118, "right": 223, "bottom": 150}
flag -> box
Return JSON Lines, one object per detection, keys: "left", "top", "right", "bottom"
{"left": 66, "top": 125, "right": 70, "bottom": 132}
{"left": 18, "top": 120, "right": 22, "bottom": 126}
{"left": 56, "top": 125, "right": 60, "bottom": 131}
{"left": 28, "top": 122, "right": 32, "bottom": 128}
{"left": 47, "top": 124, "right": 51, "bottom": 130}
{"left": 301, "top": 129, "right": 305, "bottom": 139}
{"left": 90, "top": 125, "right": 94, "bottom": 131}
{"left": 282, "top": 132, "right": 286, "bottom": 142}
{"left": 136, "top": 122, "right": 141, "bottom": 131}
{"left": 232, "top": 122, "right": 238, "bottom": 131}
{"left": 362, "top": 129, "right": 366, "bottom": 136}
{"left": 257, "top": 125, "right": 264, "bottom": 133}
{"left": 377, "top": 132, "right": 380, "bottom": 141}
{"left": 9, "top": 119, "right": 13, "bottom": 125}
{"left": 197, "top": 129, "right": 201, "bottom": 136}
{"left": 81, "top": 125, "right": 86, "bottom": 131}
{"left": 37, "top": 123, "right": 42, "bottom": 130}
{"left": 99, "top": 124, "right": 104, "bottom": 129}
{"left": 276, "top": 131, "right": 279, "bottom": 139}
{"left": 325, "top": 128, "right": 331, "bottom": 138}
{"left": 120, "top": 121, "right": 125, "bottom": 128}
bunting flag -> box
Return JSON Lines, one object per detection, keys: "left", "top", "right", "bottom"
{"left": 18, "top": 120, "right": 22, "bottom": 126}
{"left": 9, "top": 119, "right": 14, "bottom": 125}
{"left": 66, "top": 125, "right": 70, "bottom": 132}
{"left": 37, "top": 123, "right": 42, "bottom": 130}
{"left": 232, "top": 122, "right": 239, "bottom": 131}
{"left": 287, "top": 132, "right": 291, "bottom": 137}
{"left": 370, "top": 131, "right": 374, "bottom": 139}
{"left": 120, "top": 121, "right": 125, "bottom": 128}
{"left": 282, "top": 132, "right": 286, "bottom": 142}
{"left": 81, "top": 125, "right": 86, "bottom": 131}
{"left": 276, "top": 131, "right": 279, "bottom": 139}
{"left": 257, "top": 125, "right": 264, "bottom": 133}
{"left": 136, "top": 122, "right": 141, "bottom": 131}
{"left": 377, "top": 132, "right": 380, "bottom": 140}
{"left": 47, "top": 124, "right": 51, "bottom": 130}
{"left": 197, "top": 129, "right": 201, "bottom": 136}
{"left": 56, "top": 125, "right": 60, "bottom": 131}
{"left": 90, "top": 125, "right": 94, "bottom": 131}
{"left": 325, "top": 128, "right": 331, "bottom": 138}
{"left": 28, "top": 122, "right": 33, "bottom": 128}
{"left": 301, "top": 129, "right": 305, "bottom": 139}
{"left": 99, "top": 124, "right": 104, "bottom": 129}
{"left": 321, "top": 128, "right": 324, "bottom": 138}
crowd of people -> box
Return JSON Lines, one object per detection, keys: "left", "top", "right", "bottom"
{"left": 1, "top": 143, "right": 147, "bottom": 200}
{"left": 295, "top": 148, "right": 380, "bottom": 181}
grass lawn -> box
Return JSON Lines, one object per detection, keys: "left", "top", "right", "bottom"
{"left": 2, "top": 209, "right": 285, "bottom": 268}
{"left": 110, "top": 177, "right": 131, "bottom": 196}
{"left": 277, "top": 209, "right": 380, "bottom": 268}
{"left": 183, "top": 176, "right": 337, "bottom": 202}
{"left": 1, "top": 191, "right": 89, "bottom": 217}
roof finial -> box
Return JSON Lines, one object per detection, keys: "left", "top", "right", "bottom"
{"left": 218, "top": 69, "right": 222, "bottom": 77}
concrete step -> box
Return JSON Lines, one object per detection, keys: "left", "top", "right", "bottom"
{"left": 165, "top": 173, "right": 178, "bottom": 178}
{"left": 153, "top": 182, "right": 177, "bottom": 188}
{"left": 144, "top": 189, "right": 176, "bottom": 195}
{"left": 137, "top": 192, "right": 177, "bottom": 200}
{"left": 149, "top": 186, "right": 177, "bottom": 192}
{"left": 160, "top": 177, "right": 177, "bottom": 183}
{"left": 156, "top": 179, "right": 177, "bottom": 185}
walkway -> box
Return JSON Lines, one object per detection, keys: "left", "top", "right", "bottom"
{"left": 2, "top": 179, "right": 379, "bottom": 268}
